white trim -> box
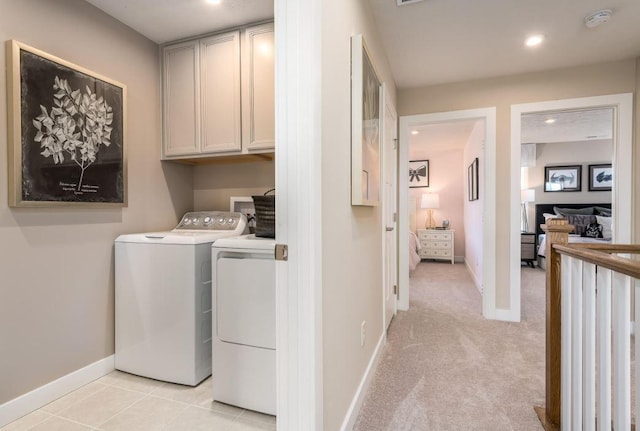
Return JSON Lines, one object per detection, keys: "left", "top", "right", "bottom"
{"left": 275, "top": 1, "right": 323, "bottom": 430}
{"left": 510, "top": 93, "right": 634, "bottom": 322}
{"left": 0, "top": 356, "right": 114, "bottom": 428}
{"left": 464, "top": 258, "right": 482, "bottom": 293}
{"left": 339, "top": 333, "right": 386, "bottom": 431}
{"left": 398, "top": 108, "right": 497, "bottom": 321}
{"left": 494, "top": 308, "right": 519, "bottom": 322}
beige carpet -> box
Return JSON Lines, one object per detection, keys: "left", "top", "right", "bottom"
{"left": 354, "top": 263, "right": 546, "bottom": 431}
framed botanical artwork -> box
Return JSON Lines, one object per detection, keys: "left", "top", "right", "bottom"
{"left": 588, "top": 163, "right": 612, "bottom": 191}
{"left": 408, "top": 159, "right": 429, "bottom": 188}
{"left": 468, "top": 157, "right": 479, "bottom": 201}
{"left": 351, "top": 34, "right": 382, "bottom": 206}
{"left": 544, "top": 165, "right": 581, "bottom": 192}
{"left": 6, "top": 40, "right": 127, "bottom": 207}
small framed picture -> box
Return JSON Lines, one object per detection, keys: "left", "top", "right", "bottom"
{"left": 468, "top": 157, "right": 478, "bottom": 201}
{"left": 544, "top": 165, "right": 582, "bottom": 192}
{"left": 409, "top": 159, "right": 429, "bottom": 188}
{"left": 588, "top": 164, "right": 612, "bottom": 191}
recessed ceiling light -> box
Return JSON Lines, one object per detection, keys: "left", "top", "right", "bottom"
{"left": 205, "top": 0, "right": 222, "bottom": 4}
{"left": 525, "top": 34, "right": 544, "bottom": 47}
{"left": 544, "top": 118, "right": 556, "bottom": 124}
{"left": 411, "top": 130, "right": 419, "bottom": 135}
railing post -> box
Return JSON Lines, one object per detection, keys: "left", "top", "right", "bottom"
{"left": 535, "top": 218, "right": 574, "bottom": 431}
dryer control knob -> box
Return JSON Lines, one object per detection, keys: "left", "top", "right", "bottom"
{"left": 204, "top": 217, "right": 212, "bottom": 225}
{"left": 183, "top": 218, "right": 192, "bottom": 225}
{"left": 227, "top": 218, "right": 235, "bottom": 225}
{"left": 218, "top": 218, "right": 226, "bottom": 224}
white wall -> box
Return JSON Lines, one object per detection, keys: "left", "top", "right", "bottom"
{"left": 320, "top": 0, "right": 396, "bottom": 429}
{"left": 0, "top": 0, "right": 193, "bottom": 405}
{"left": 463, "top": 121, "right": 484, "bottom": 290}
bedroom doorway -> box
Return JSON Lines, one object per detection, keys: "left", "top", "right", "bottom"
{"left": 510, "top": 94, "right": 634, "bottom": 321}
{"left": 398, "top": 108, "right": 497, "bottom": 318}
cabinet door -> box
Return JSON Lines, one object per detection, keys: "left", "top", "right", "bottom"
{"left": 242, "top": 23, "right": 275, "bottom": 152}
{"left": 200, "top": 31, "right": 242, "bottom": 154}
{"left": 163, "top": 40, "right": 200, "bottom": 157}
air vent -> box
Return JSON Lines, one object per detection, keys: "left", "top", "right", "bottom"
{"left": 397, "top": 0, "right": 426, "bottom": 6}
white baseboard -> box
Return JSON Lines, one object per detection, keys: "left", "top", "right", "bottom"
{"left": 464, "top": 259, "right": 482, "bottom": 293}
{"left": 340, "top": 332, "right": 386, "bottom": 431}
{"left": 0, "top": 355, "right": 115, "bottom": 427}
{"left": 494, "top": 308, "right": 520, "bottom": 322}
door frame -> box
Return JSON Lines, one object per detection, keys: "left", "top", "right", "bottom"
{"left": 509, "top": 93, "right": 634, "bottom": 322}
{"left": 398, "top": 108, "right": 497, "bottom": 318}
{"left": 382, "top": 83, "right": 398, "bottom": 329}
{"left": 274, "top": 1, "right": 323, "bottom": 429}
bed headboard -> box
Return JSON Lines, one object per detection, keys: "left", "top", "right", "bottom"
{"left": 534, "top": 203, "right": 611, "bottom": 235}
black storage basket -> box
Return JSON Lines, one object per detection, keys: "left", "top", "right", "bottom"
{"left": 252, "top": 189, "right": 276, "bottom": 238}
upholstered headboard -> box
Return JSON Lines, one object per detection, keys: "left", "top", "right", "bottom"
{"left": 534, "top": 203, "right": 612, "bottom": 236}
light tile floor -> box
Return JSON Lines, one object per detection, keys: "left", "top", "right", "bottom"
{"left": 2, "top": 371, "right": 276, "bottom": 431}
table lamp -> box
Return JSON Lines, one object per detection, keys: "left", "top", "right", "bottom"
{"left": 421, "top": 193, "right": 440, "bottom": 229}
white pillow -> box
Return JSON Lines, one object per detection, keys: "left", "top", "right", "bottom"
{"left": 543, "top": 213, "right": 560, "bottom": 221}
{"left": 596, "top": 215, "right": 612, "bottom": 239}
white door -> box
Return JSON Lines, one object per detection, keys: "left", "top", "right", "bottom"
{"left": 383, "top": 89, "right": 398, "bottom": 330}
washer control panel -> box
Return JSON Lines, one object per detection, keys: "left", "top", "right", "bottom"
{"left": 174, "top": 211, "right": 246, "bottom": 231}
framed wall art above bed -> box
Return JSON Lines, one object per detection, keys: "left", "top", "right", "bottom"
{"left": 544, "top": 165, "right": 581, "bottom": 192}
{"left": 588, "top": 163, "right": 612, "bottom": 191}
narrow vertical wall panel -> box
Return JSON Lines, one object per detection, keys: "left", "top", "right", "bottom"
{"left": 570, "top": 258, "right": 583, "bottom": 430}
{"left": 582, "top": 262, "right": 596, "bottom": 431}
{"left": 596, "top": 268, "right": 612, "bottom": 431}
{"left": 635, "top": 278, "right": 640, "bottom": 431}
{"left": 612, "top": 272, "right": 631, "bottom": 430}
{"left": 561, "top": 255, "right": 573, "bottom": 431}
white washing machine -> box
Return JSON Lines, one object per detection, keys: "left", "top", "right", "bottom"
{"left": 115, "top": 211, "right": 247, "bottom": 386}
{"left": 212, "top": 234, "right": 276, "bottom": 415}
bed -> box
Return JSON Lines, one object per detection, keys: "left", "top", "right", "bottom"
{"left": 409, "top": 197, "right": 421, "bottom": 271}
{"left": 535, "top": 203, "right": 612, "bottom": 267}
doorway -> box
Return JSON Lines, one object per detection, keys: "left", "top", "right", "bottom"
{"left": 398, "top": 108, "right": 497, "bottom": 318}
{"left": 509, "top": 94, "right": 634, "bottom": 321}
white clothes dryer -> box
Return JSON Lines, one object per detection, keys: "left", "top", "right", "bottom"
{"left": 115, "top": 211, "right": 246, "bottom": 386}
{"left": 212, "top": 234, "right": 276, "bottom": 415}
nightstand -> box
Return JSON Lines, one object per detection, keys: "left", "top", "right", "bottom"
{"left": 417, "top": 229, "right": 454, "bottom": 264}
{"left": 521, "top": 232, "right": 536, "bottom": 267}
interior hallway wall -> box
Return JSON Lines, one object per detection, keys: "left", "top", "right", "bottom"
{"left": 320, "top": 0, "right": 396, "bottom": 428}
{"left": 463, "top": 121, "right": 484, "bottom": 289}
{"left": 0, "top": 0, "right": 193, "bottom": 405}
{"left": 398, "top": 58, "right": 638, "bottom": 310}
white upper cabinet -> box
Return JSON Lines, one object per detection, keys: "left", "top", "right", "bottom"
{"left": 200, "top": 31, "right": 242, "bottom": 154}
{"left": 163, "top": 40, "right": 200, "bottom": 157}
{"left": 242, "top": 22, "right": 275, "bottom": 151}
{"left": 162, "top": 23, "right": 274, "bottom": 161}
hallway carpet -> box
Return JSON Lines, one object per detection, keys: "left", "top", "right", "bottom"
{"left": 354, "top": 263, "right": 545, "bottom": 431}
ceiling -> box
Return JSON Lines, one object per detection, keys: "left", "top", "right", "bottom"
{"left": 408, "top": 120, "right": 478, "bottom": 160}
{"left": 85, "top": 0, "right": 640, "bottom": 89}
{"left": 370, "top": 0, "right": 640, "bottom": 88}
{"left": 85, "top": 0, "right": 273, "bottom": 44}
{"left": 521, "top": 108, "right": 613, "bottom": 144}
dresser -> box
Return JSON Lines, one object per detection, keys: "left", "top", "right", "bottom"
{"left": 417, "top": 229, "right": 455, "bottom": 264}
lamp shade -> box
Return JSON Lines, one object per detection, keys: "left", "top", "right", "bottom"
{"left": 421, "top": 193, "right": 440, "bottom": 209}
{"left": 520, "top": 188, "right": 535, "bottom": 203}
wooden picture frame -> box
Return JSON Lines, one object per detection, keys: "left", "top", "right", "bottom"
{"left": 544, "top": 165, "right": 581, "bottom": 192}
{"left": 408, "top": 159, "right": 429, "bottom": 188}
{"left": 6, "top": 40, "right": 127, "bottom": 207}
{"left": 351, "top": 34, "right": 382, "bottom": 206}
{"left": 588, "top": 163, "right": 612, "bottom": 191}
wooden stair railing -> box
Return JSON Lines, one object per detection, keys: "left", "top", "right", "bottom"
{"left": 534, "top": 218, "right": 640, "bottom": 431}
